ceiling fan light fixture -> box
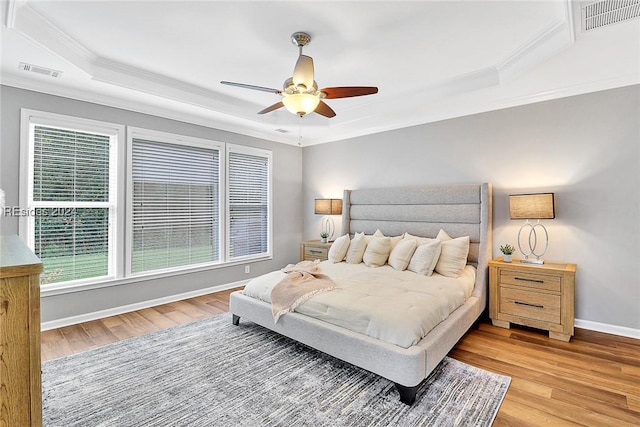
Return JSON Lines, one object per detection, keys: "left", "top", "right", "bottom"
{"left": 282, "top": 93, "right": 320, "bottom": 116}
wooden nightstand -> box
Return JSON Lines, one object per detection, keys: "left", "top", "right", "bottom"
{"left": 489, "top": 257, "right": 576, "bottom": 341}
{"left": 300, "top": 240, "right": 332, "bottom": 261}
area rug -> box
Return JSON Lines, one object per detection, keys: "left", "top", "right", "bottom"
{"left": 42, "top": 313, "right": 510, "bottom": 426}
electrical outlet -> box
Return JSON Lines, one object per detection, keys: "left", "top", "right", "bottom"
{"left": 245, "top": 265, "right": 250, "bottom": 274}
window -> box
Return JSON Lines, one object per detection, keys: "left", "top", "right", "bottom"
{"left": 128, "top": 129, "right": 223, "bottom": 274}
{"left": 20, "top": 110, "right": 122, "bottom": 286}
{"left": 20, "top": 113, "right": 272, "bottom": 290}
{"left": 227, "top": 145, "right": 272, "bottom": 260}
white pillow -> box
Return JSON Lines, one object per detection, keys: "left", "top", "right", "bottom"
{"left": 346, "top": 232, "right": 368, "bottom": 264}
{"left": 388, "top": 238, "right": 417, "bottom": 271}
{"left": 403, "top": 232, "right": 437, "bottom": 246}
{"left": 373, "top": 229, "right": 403, "bottom": 251}
{"left": 327, "top": 234, "right": 350, "bottom": 263}
{"left": 435, "top": 229, "right": 470, "bottom": 278}
{"left": 363, "top": 236, "right": 392, "bottom": 267}
{"left": 407, "top": 240, "right": 442, "bottom": 276}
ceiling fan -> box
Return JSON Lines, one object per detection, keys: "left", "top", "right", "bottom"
{"left": 221, "top": 32, "right": 378, "bottom": 118}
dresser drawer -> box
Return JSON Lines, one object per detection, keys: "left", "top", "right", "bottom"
{"left": 500, "top": 287, "right": 561, "bottom": 324}
{"left": 304, "top": 246, "right": 328, "bottom": 260}
{"left": 500, "top": 270, "right": 561, "bottom": 292}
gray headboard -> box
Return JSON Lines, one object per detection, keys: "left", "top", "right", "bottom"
{"left": 341, "top": 183, "right": 493, "bottom": 267}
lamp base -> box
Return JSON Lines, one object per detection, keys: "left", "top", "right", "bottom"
{"left": 520, "top": 258, "right": 544, "bottom": 265}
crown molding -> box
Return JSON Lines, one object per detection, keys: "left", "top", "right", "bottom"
{"left": 12, "top": 3, "right": 96, "bottom": 73}
{"left": 0, "top": 73, "right": 301, "bottom": 146}
{"left": 9, "top": 3, "right": 260, "bottom": 120}
{"left": 497, "top": 0, "right": 575, "bottom": 83}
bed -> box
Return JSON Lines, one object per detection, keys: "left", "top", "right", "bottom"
{"left": 230, "top": 183, "right": 492, "bottom": 405}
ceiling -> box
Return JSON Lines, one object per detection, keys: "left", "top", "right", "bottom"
{"left": 1, "top": 1, "right": 639, "bottom": 146}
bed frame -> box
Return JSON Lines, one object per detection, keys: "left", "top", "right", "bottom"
{"left": 230, "top": 183, "right": 492, "bottom": 405}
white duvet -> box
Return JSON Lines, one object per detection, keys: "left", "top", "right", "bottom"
{"left": 242, "top": 261, "right": 476, "bottom": 348}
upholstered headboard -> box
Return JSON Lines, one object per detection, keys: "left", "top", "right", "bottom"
{"left": 341, "top": 183, "right": 492, "bottom": 267}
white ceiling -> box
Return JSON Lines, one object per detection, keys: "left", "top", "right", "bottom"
{"left": 1, "top": 0, "right": 639, "bottom": 146}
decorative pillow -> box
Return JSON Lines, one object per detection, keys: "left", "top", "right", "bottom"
{"left": 327, "top": 234, "right": 350, "bottom": 263}
{"left": 372, "top": 229, "right": 403, "bottom": 251}
{"left": 388, "top": 238, "right": 417, "bottom": 271}
{"left": 407, "top": 240, "right": 442, "bottom": 276}
{"left": 435, "top": 229, "right": 470, "bottom": 278}
{"left": 403, "top": 232, "right": 436, "bottom": 246}
{"left": 363, "top": 236, "right": 392, "bottom": 267}
{"left": 346, "top": 232, "right": 368, "bottom": 264}
{"left": 389, "top": 234, "right": 404, "bottom": 251}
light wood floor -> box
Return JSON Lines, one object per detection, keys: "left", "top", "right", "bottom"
{"left": 41, "top": 288, "right": 640, "bottom": 426}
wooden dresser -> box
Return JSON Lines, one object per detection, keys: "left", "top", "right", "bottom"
{"left": 489, "top": 257, "right": 576, "bottom": 341}
{"left": 300, "top": 240, "right": 332, "bottom": 261}
{"left": 0, "top": 235, "right": 43, "bottom": 426}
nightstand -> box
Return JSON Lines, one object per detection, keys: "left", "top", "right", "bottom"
{"left": 300, "top": 240, "right": 332, "bottom": 261}
{"left": 489, "top": 257, "right": 576, "bottom": 341}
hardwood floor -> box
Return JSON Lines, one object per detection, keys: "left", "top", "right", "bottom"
{"left": 41, "top": 288, "right": 640, "bottom": 426}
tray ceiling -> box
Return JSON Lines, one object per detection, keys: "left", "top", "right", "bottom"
{"left": 1, "top": 0, "right": 638, "bottom": 146}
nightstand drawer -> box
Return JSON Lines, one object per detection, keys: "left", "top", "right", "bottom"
{"left": 500, "top": 287, "right": 561, "bottom": 324}
{"left": 500, "top": 270, "right": 561, "bottom": 292}
{"left": 304, "top": 246, "right": 328, "bottom": 260}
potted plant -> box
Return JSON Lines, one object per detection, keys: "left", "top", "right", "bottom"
{"left": 320, "top": 232, "right": 329, "bottom": 243}
{"left": 500, "top": 244, "right": 515, "bottom": 262}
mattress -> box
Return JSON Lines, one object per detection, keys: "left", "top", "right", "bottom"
{"left": 242, "top": 261, "right": 476, "bottom": 348}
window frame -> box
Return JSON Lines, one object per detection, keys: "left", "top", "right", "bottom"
{"left": 18, "top": 112, "right": 273, "bottom": 294}
{"left": 19, "top": 109, "right": 125, "bottom": 290}
{"left": 125, "top": 127, "right": 226, "bottom": 277}
{"left": 226, "top": 143, "right": 273, "bottom": 262}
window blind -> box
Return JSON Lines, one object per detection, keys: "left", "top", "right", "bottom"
{"left": 228, "top": 150, "right": 269, "bottom": 259}
{"left": 32, "top": 125, "right": 111, "bottom": 284}
{"left": 131, "top": 139, "right": 220, "bottom": 273}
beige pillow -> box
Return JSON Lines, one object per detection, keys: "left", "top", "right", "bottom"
{"left": 390, "top": 234, "right": 404, "bottom": 251}
{"left": 388, "top": 238, "right": 417, "bottom": 271}
{"left": 327, "top": 234, "right": 350, "bottom": 263}
{"left": 363, "top": 236, "right": 392, "bottom": 267}
{"left": 346, "top": 232, "right": 368, "bottom": 264}
{"left": 373, "top": 229, "right": 403, "bottom": 250}
{"left": 404, "top": 232, "right": 437, "bottom": 246}
{"left": 435, "top": 229, "right": 470, "bottom": 278}
{"left": 407, "top": 240, "right": 442, "bottom": 276}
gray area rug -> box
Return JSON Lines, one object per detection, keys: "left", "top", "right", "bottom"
{"left": 43, "top": 313, "right": 510, "bottom": 426}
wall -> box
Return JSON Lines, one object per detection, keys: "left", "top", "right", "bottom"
{"left": 0, "top": 85, "right": 303, "bottom": 324}
{"left": 302, "top": 85, "right": 640, "bottom": 335}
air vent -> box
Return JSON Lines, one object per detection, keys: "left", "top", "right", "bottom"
{"left": 19, "top": 62, "right": 62, "bottom": 78}
{"left": 582, "top": 0, "right": 640, "bottom": 31}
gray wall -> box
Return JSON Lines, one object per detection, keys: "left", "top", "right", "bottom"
{"left": 303, "top": 85, "right": 640, "bottom": 332}
{"left": 1, "top": 85, "right": 303, "bottom": 322}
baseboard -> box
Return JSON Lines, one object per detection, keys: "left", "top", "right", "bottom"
{"left": 40, "top": 281, "right": 245, "bottom": 331}
{"left": 575, "top": 318, "right": 640, "bottom": 340}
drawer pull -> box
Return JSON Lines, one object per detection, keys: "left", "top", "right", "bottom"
{"left": 309, "top": 250, "right": 322, "bottom": 254}
{"left": 514, "top": 301, "right": 544, "bottom": 309}
{"left": 514, "top": 277, "right": 544, "bottom": 284}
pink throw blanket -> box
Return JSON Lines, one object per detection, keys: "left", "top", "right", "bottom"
{"left": 270, "top": 260, "right": 336, "bottom": 323}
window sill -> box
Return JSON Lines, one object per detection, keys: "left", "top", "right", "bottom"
{"left": 40, "top": 255, "right": 272, "bottom": 297}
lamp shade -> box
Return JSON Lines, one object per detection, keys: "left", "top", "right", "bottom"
{"left": 314, "top": 198, "right": 342, "bottom": 215}
{"left": 509, "top": 193, "right": 555, "bottom": 220}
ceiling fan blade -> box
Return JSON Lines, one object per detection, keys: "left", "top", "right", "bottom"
{"left": 320, "top": 86, "right": 379, "bottom": 99}
{"left": 257, "top": 102, "right": 284, "bottom": 115}
{"left": 292, "top": 55, "right": 315, "bottom": 89}
{"left": 220, "top": 81, "right": 281, "bottom": 94}
{"left": 314, "top": 101, "right": 336, "bottom": 118}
